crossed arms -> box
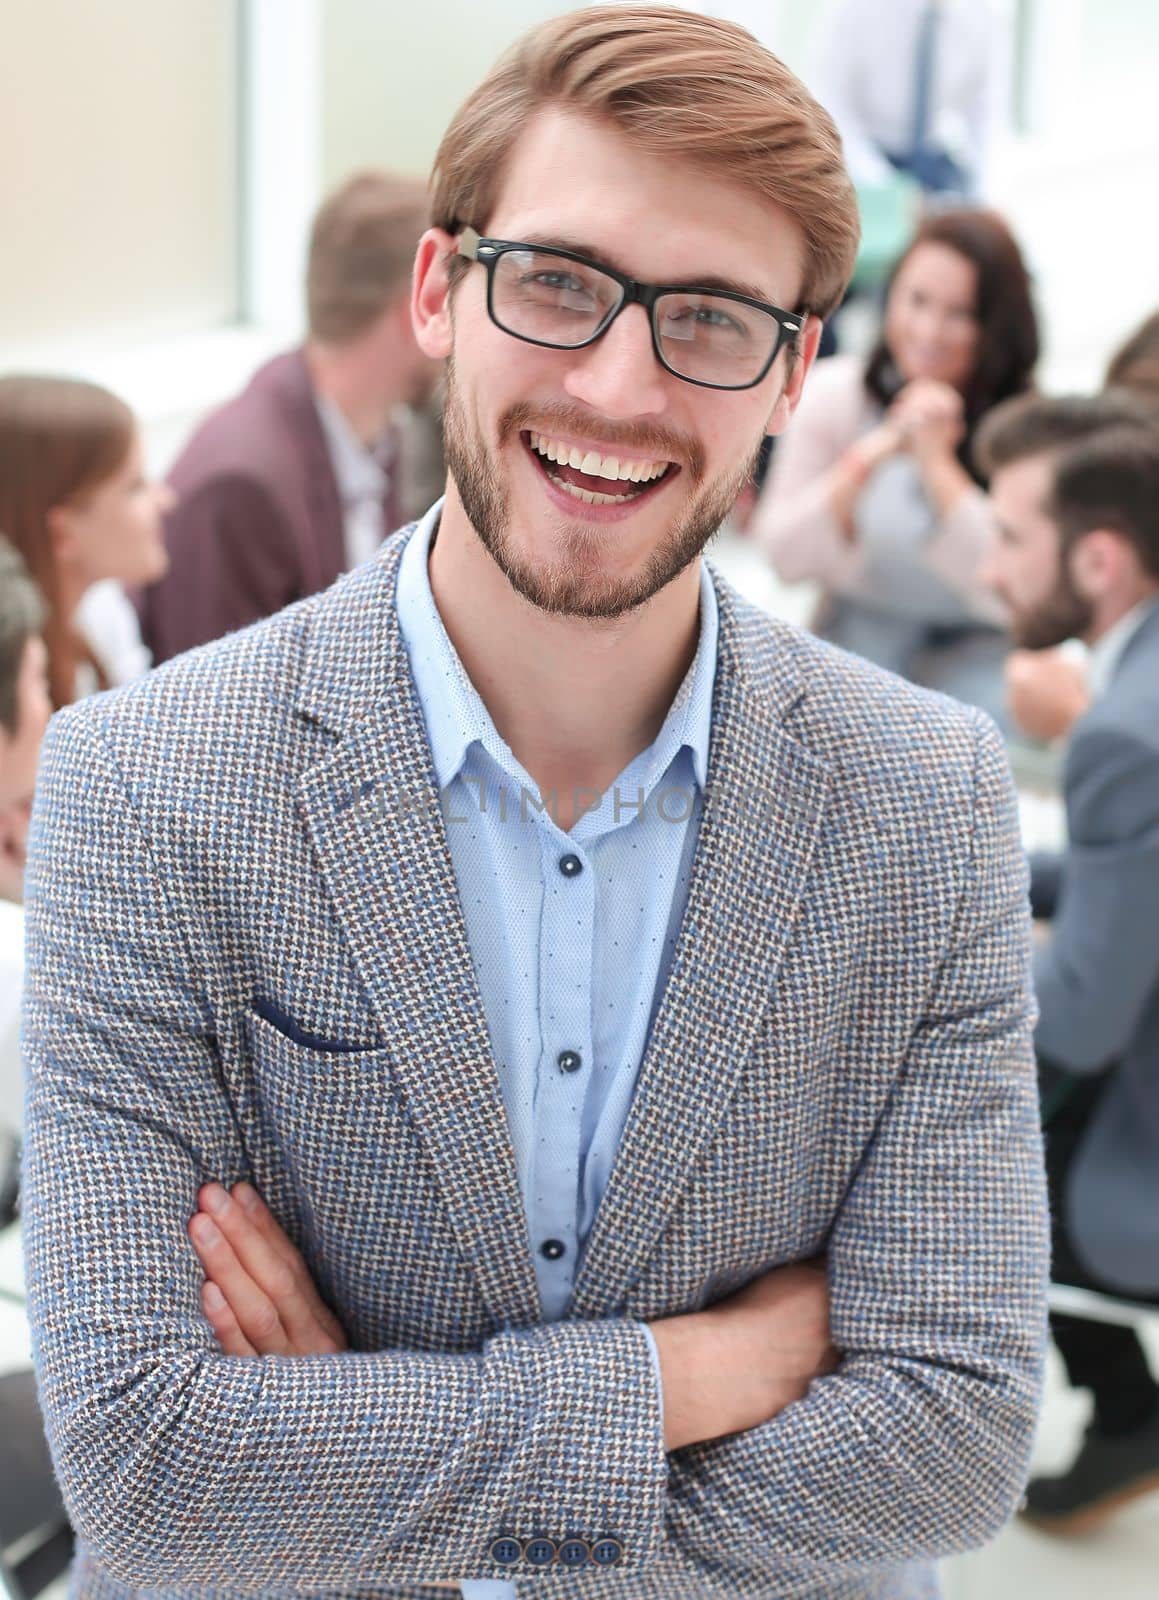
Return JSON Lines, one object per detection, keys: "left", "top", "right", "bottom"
{"left": 23, "top": 700, "right": 1049, "bottom": 1593}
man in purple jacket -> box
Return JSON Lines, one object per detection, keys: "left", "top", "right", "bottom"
{"left": 137, "top": 171, "right": 440, "bottom": 663}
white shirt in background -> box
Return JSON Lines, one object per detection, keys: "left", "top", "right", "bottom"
{"left": 1086, "top": 596, "right": 1159, "bottom": 701}
{"left": 315, "top": 394, "right": 396, "bottom": 572}
{"left": 75, "top": 579, "right": 152, "bottom": 689}
{"left": 807, "top": 0, "right": 1011, "bottom": 194}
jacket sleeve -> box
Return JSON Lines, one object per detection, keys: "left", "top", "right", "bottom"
{"left": 22, "top": 703, "right": 666, "bottom": 1593}
{"left": 139, "top": 476, "right": 300, "bottom": 664}
{"left": 1033, "top": 723, "right": 1159, "bottom": 1072}
{"left": 646, "top": 714, "right": 1049, "bottom": 1590}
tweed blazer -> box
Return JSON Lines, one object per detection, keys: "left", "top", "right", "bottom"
{"left": 23, "top": 524, "right": 1049, "bottom": 1600}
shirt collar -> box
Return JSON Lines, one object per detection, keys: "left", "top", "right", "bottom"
{"left": 315, "top": 393, "right": 393, "bottom": 506}
{"left": 395, "top": 499, "right": 718, "bottom": 795}
{"left": 1087, "top": 596, "right": 1159, "bottom": 700}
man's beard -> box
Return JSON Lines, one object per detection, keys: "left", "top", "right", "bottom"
{"left": 441, "top": 353, "right": 763, "bottom": 621}
{"left": 1010, "top": 560, "right": 1095, "bottom": 650}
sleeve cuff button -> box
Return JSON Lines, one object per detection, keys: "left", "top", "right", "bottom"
{"left": 592, "top": 1536, "right": 625, "bottom": 1566}
{"left": 489, "top": 1536, "right": 522, "bottom": 1566}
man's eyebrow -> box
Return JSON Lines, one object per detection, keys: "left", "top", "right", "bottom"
{"left": 521, "top": 235, "right": 791, "bottom": 309}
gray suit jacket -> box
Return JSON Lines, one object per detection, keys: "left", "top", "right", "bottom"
{"left": 1034, "top": 600, "right": 1159, "bottom": 1295}
{"left": 23, "top": 527, "right": 1048, "bottom": 1598}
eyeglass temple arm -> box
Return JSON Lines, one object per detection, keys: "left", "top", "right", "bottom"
{"left": 457, "top": 226, "right": 492, "bottom": 262}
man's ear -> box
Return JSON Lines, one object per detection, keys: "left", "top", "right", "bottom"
{"left": 764, "top": 314, "right": 824, "bottom": 437}
{"left": 1070, "top": 528, "right": 1135, "bottom": 598}
{"left": 411, "top": 228, "right": 457, "bottom": 360}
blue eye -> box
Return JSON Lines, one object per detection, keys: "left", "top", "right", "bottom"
{"left": 523, "top": 270, "right": 587, "bottom": 293}
{"left": 694, "top": 306, "right": 744, "bottom": 333}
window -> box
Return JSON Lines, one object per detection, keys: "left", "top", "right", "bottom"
{"left": 0, "top": 0, "right": 240, "bottom": 360}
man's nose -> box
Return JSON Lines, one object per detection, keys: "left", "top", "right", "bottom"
{"left": 562, "top": 302, "right": 668, "bottom": 419}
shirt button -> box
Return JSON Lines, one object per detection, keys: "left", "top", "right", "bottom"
{"left": 558, "top": 852, "right": 583, "bottom": 878}
{"left": 558, "top": 1049, "right": 582, "bottom": 1073}
{"left": 541, "top": 1238, "right": 566, "bottom": 1260}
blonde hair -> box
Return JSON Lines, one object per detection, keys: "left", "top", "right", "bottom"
{"left": 431, "top": 4, "right": 859, "bottom": 319}
{"left": 307, "top": 171, "right": 431, "bottom": 343}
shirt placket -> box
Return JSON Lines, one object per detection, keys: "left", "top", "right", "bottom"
{"left": 528, "top": 827, "right": 595, "bottom": 1320}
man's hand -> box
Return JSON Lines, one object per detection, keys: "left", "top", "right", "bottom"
{"left": 189, "top": 1183, "right": 834, "bottom": 1450}
{"left": 189, "top": 1182, "right": 347, "bottom": 1355}
{"left": 1005, "top": 649, "right": 1090, "bottom": 743}
{"left": 650, "top": 1259, "right": 838, "bottom": 1451}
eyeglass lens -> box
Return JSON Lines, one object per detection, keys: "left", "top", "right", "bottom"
{"left": 490, "top": 248, "right": 783, "bottom": 388}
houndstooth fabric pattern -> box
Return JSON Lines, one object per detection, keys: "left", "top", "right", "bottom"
{"left": 22, "top": 524, "right": 1049, "bottom": 1599}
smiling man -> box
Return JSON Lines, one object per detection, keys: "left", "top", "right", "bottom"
{"left": 24, "top": 9, "right": 1047, "bottom": 1599}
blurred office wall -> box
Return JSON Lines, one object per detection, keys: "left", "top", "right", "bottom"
{"left": 0, "top": 0, "right": 239, "bottom": 359}
{"left": 323, "top": 0, "right": 562, "bottom": 183}
{"left": 0, "top": 0, "right": 1157, "bottom": 464}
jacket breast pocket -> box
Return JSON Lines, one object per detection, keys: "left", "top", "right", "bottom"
{"left": 243, "top": 1007, "right": 485, "bottom": 1351}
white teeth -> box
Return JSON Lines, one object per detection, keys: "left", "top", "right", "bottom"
{"left": 555, "top": 478, "right": 640, "bottom": 506}
{"left": 529, "top": 432, "right": 669, "bottom": 484}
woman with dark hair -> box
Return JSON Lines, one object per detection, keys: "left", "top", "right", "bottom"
{"left": 753, "top": 208, "right": 1039, "bottom": 722}
{"left": 0, "top": 375, "right": 173, "bottom": 708}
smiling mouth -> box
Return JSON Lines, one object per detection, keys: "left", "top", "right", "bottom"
{"left": 522, "top": 430, "right": 678, "bottom": 506}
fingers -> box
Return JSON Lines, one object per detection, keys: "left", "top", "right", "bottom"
{"left": 192, "top": 1183, "right": 346, "bottom": 1354}
{"left": 201, "top": 1280, "right": 258, "bottom": 1357}
{"left": 189, "top": 1208, "right": 290, "bottom": 1355}
{"left": 229, "top": 1184, "right": 347, "bottom": 1348}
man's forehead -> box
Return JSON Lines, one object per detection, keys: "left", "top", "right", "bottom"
{"left": 484, "top": 106, "right": 805, "bottom": 309}
{"left": 994, "top": 454, "right": 1059, "bottom": 525}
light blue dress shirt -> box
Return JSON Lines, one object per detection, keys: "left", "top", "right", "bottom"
{"left": 394, "top": 504, "right": 718, "bottom": 1596}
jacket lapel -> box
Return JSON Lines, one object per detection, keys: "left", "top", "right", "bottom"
{"left": 294, "top": 534, "right": 541, "bottom": 1330}
{"left": 571, "top": 578, "right": 832, "bottom": 1318}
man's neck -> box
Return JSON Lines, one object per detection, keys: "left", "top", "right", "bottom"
{"left": 427, "top": 486, "right": 703, "bottom": 813}
{"left": 304, "top": 338, "right": 403, "bottom": 448}
{"left": 1083, "top": 580, "right": 1159, "bottom": 648}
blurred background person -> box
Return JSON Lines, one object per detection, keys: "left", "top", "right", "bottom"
{"left": 1000, "top": 307, "right": 1159, "bottom": 745}
{"left": 1103, "top": 307, "right": 1159, "bottom": 411}
{"left": 0, "top": 540, "right": 50, "bottom": 900}
{"left": 809, "top": 0, "right": 1009, "bottom": 205}
{"left": 979, "top": 393, "right": 1159, "bottom": 1533}
{"left": 752, "top": 207, "right": 1037, "bottom": 724}
{"left": 0, "top": 375, "right": 170, "bottom": 710}
{"left": 0, "top": 539, "right": 52, "bottom": 1224}
{"left": 136, "top": 171, "right": 440, "bottom": 665}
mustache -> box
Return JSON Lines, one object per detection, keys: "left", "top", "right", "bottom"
{"left": 497, "top": 400, "right": 706, "bottom": 484}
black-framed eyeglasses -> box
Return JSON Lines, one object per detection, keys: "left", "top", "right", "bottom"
{"left": 456, "top": 227, "right": 805, "bottom": 392}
